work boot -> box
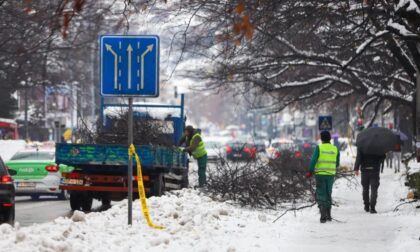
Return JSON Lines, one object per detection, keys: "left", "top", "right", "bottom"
{"left": 320, "top": 207, "right": 327, "bottom": 223}
{"left": 370, "top": 206, "right": 377, "bottom": 214}
{"left": 326, "top": 207, "right": 332, "bottom": 221}
{"left": 364, "top": 205, "right": 370, "bottom": 212}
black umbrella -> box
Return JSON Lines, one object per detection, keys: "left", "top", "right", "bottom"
{"left": 356, "top": 127, "right": 398, "bottom": 155}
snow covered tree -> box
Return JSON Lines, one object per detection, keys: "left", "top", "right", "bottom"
{"left": 173, "top": 0, "right": 420, "bottom": 125}
{"left": 0, "top": 0, "right": 132, "bottom": 120}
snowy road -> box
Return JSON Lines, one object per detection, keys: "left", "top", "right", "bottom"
{"left": 15, "top": 197, "right": 101, "bottom": 227}
{"left": 15, "top": 197, "right": 73, "bottom": 227}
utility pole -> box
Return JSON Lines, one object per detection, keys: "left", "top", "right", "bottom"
{"left": 24, "top": 85, "right": 29, "bottom": 140}
{"left": 416, "top": 71, "right": 420, "bottom": 162}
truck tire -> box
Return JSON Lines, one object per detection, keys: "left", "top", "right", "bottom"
{"left": 152, "top": 173, "right": 165, "bottom": 197}
{"left": 101, "top": 198, "right": 111, "bottom": 210}
{"left": 180, "top": 168, "right": 189, "bottom": 189}
{"left": 70, "top": 192, "right": 82, "bottom": 211}
{"left": 81, "top": 195, "right": 93, "bottom": 212}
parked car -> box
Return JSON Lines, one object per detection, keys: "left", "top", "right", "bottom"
{"left": 0, "top": 156, "right": 16, "bottom": 225}
{"left": 266, "top": 139, "right": 298, "bottom": 159}
{"left": 294, "top": 138, "right": 317, "bottom": 156}
{"left": 249, "top": 139, "right": 267, "bottom": 153}
{"left": 6, "top": 148, "right": 73, "bottom": 200}
{"left": 206, "top": 139, "right": 227, "bottom": 161}
{"left": 226, "top": 141, "right": 257, "bottom": 161}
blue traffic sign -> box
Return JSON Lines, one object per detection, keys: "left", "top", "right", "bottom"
{"left": 100, "top": 35, "right": 159, "bottom": 97}
{"left": 319, "top": 116, "right": 332, "bottom": 131}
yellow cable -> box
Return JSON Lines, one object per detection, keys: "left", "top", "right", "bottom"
{"left": 128, "top": 144, "right": 164, "bottom": 229}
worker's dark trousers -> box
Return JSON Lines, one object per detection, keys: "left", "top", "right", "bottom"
{"left": 197, "top": 154, "right": 208, "bottom": 187}
{"left": 315, "top": 175, "right": 334, "bottom": 208}
{"left": 361, "top": 171, "right": 380, "bottom": 208}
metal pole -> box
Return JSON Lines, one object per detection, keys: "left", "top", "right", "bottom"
{"left": 58, "top": 124, "right": 62, "bottom": 144}
{"left": 24, "top": 86, "right": 29, "bottom": 140}
{"left": 128, "top": 97, "right": 133, "bottom": 225}
{"left": 416, "top": 71, "right": 420, "bottom": 162}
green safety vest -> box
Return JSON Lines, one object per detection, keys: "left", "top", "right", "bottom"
{"left": 189, "top": 133, "right": 207, "bottom": 159}
{"left": 315, "top": 143, "right": 338, "bottom": 176}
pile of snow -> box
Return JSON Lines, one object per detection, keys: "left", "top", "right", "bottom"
{"left": 0, "top": 189, "right": 279, "bottom": 251}
{"left": 0, "top": 168, "right": 419, "bottom": 251}
{"left": 0, "top": 140, "right": 26, "bottom": 161}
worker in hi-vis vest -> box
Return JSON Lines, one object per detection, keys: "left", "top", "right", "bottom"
{"left": 179, "top": 125, "right": 208, "bottom": 187}
{"left": 306, "top": 131, "right": 340, "bottom": 223}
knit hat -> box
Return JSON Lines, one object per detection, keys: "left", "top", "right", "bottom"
{"left": 320, "top": 131, "right": 331, "bottom": 142}
{"left": 184, "top": 125, "right": 194, "bottom": 135}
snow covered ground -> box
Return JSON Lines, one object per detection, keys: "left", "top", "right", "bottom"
{"left": 0, "top": 154, "right": 419, "bottom": 251}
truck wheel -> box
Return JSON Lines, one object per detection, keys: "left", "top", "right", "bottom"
{"left": 70, "top": 192, "right": 82, "bottom": 211}
{"left": 101, "top": 198, "right": 111, "bottom": 210}
{"left": 181, "top": 169, "right": 189, "bottom": 189}
{"left": 81, "top": 195, "right": 93, "bottom": 212}
{"left": 153, "top": 173, "right": 165, "bottom": 197}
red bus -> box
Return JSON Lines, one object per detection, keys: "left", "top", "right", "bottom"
{"left": 0, "top": 118, "right": 19, "bottom": 140}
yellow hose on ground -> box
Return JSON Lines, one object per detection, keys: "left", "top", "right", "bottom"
{"left": 128, "top": 144, "right": 164, "bottom": 230}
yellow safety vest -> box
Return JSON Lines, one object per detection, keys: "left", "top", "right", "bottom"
{"left": 189, "top": 133, "right": 207, "bottom": 159}
{"left": 315, "top": 143, "right": 338, "bottom": 176}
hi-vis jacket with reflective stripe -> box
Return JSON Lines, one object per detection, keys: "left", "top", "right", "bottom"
{"left": 189, "top": 133, "right": 207, "bottom": 159}
{"left": 315, "top": 143, "right": 339, "bottom": 176}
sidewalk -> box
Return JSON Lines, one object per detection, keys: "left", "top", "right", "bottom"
{"left": 274, "top": 167, "right": 420, "bottom": 252}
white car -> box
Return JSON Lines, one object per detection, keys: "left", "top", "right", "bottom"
{"left": 204, "top": 137, "right": 230, "bottom": 161}
{"left": 266, "top": 139, "right": 296, "bottom": 159}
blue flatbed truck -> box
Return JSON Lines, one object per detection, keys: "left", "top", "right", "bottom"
{"left": 56, "top": 96, "right": 188, "bottom": 211}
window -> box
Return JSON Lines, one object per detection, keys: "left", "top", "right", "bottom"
{"left": 206, "top": 141, "right": 223, "bottom": 149}
{"left": 10, "top": 152, "right": 54, "bottom": 161}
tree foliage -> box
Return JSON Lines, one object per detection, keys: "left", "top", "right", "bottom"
{"left": 174, "top": 0, "right": 420, "bottom": 122}
{"left": 0, "top": 0, "right": 145, "bottom": 119}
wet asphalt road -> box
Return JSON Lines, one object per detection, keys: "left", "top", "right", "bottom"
{"left": 15, "top": 196, "right": 101, "bottom": 227}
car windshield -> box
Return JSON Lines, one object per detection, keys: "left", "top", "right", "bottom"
{"left": 11, "top": 151, "right": 54, "bottom": 161}
{"left": 206, "top": 141, "right": 223, "bottom": 149}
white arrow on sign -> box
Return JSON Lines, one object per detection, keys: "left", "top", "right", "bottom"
{"left": 127, "top": 44, "right": 133, "bottom": 89}
{"left": 105, "top": 44, "right": 118, "bottom": 90}
{"left": 138, "top": 44, "right": 154, "bottom": 90}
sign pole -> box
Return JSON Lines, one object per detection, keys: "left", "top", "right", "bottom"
{"left": 100, "top": 35, "right": 160, "bottom": 225}
{"left": 416, "top": 71, "right": 420, "bottom": 162}
{"left": 128, "top": 97, "right": 133, "bottom": 225}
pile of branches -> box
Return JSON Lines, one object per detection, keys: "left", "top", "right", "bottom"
{"left": 75, "top": 112, "right": 174, "bottom": 146}
{"left": 206, "top": 151, "right": 314, "bottom": 209}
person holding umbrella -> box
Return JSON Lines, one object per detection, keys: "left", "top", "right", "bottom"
{"left": 306, "top": 131, "right": 340, "bottom": 223}
{"left": 354, "top": 127, "right": 398, "bottom": 213}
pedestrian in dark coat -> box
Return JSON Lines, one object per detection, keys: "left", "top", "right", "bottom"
{"left": 354, "top": 148, "right": 385, "bottom": 213}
